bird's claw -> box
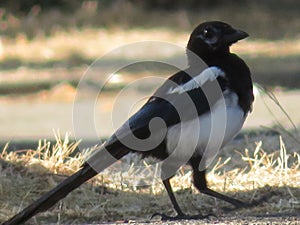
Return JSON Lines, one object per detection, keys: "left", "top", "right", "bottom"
{"left": 235, "top": 191, "right": 277, "bottom": 209}
{"left": 151, "top": 212, "right": 215, "bottom": 221}
{"left": 223, "top": 192, "right": 275, "bottom": 212}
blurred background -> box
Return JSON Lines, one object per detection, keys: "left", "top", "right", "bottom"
{"left": 0, "top": 0, "right": 299, "bottom": 149}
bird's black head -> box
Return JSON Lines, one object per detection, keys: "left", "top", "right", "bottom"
{"left": 187, "top": 21, "right": 248, "bottom": 64}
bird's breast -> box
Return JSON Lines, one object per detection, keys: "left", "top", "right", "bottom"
{"left": 165, "top": 91, "right": 246, "bottom": 164}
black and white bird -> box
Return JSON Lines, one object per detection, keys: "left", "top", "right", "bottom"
{"left": 2, "top": 21, "right": 254, "bottom": 224}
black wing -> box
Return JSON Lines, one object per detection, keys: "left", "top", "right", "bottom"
{"left": 104, "top": 69, "right": 227, "bottom": 152}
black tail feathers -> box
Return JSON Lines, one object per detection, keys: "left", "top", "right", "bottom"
{"left": 1, "top": 165, "right": 97, "bottom": 225}
{"left": 2, "top": 140, "right": 131, "bottom": 225}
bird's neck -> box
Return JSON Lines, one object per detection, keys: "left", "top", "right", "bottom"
{"left": 187, "top": 46, "right": 231, "bottom": 67}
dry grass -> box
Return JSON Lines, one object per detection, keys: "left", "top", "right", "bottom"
{"left": 0, "top": 132, "right": 299, "bottom": 224}
{"left": 1, "top": 28, "right": 300, "bottom": 64}
{"left": 0, "top": 28, "right": 299, "bottom": 94}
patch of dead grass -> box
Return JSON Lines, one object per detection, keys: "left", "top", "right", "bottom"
{"left": 0, "top": 132, "right": 299, "bottom": 223}
{"left": 1, "top": 28, "right": 300, "bottom": 64}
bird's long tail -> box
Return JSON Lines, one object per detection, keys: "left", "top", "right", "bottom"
{"left": 2, "top": 146, "right": 129, "bottom": 225}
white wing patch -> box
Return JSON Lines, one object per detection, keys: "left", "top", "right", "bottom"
{"left": 168, "top": 66, "right": 226, "bottom": 94}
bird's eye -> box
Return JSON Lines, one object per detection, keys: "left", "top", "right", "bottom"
{"left": 196, "top": 26, "right": 219, "bottom": 45}
{"left": 202, "top": 28, "right": 214, "bottom": 39}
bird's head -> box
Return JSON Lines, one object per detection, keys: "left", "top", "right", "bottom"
{"left": 187, "top": 21, "right": 248, "bottom": 63}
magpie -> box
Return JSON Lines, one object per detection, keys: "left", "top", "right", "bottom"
{"left": 2, "top": 21, "right": 254, "bottom": 224}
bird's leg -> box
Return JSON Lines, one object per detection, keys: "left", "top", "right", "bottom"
{"left": 162, "top": 179, "right": 185, "bottom": 216}
{"left": 191, "top": 164, "right": 247, "bottom": 208}
{"left": 199, "top": 186, "right": 247, "bottom": 207}
{"left": 151, "top": 178, "right": 212, "bottom": 221}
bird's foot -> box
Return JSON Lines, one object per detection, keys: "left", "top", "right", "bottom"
{"left": 151, "top": 212, "right": 214, "bottom": 221}
{"left": 238, "top": 190, "right": 277, "bottom": 208}
{"left": 223, "top": 191, "right": 277, "bottom": 212}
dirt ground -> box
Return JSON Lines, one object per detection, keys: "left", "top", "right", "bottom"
{"left": 100, "top": 216, "right": 299, "bottom": 225}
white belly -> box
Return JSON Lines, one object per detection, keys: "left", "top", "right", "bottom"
{"left": 165, "top": 91, "right": 246, "bottom": 170}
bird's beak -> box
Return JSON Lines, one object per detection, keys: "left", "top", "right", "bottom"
{"left": 222, "top": 29, "right": 249, "bottom": 44}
